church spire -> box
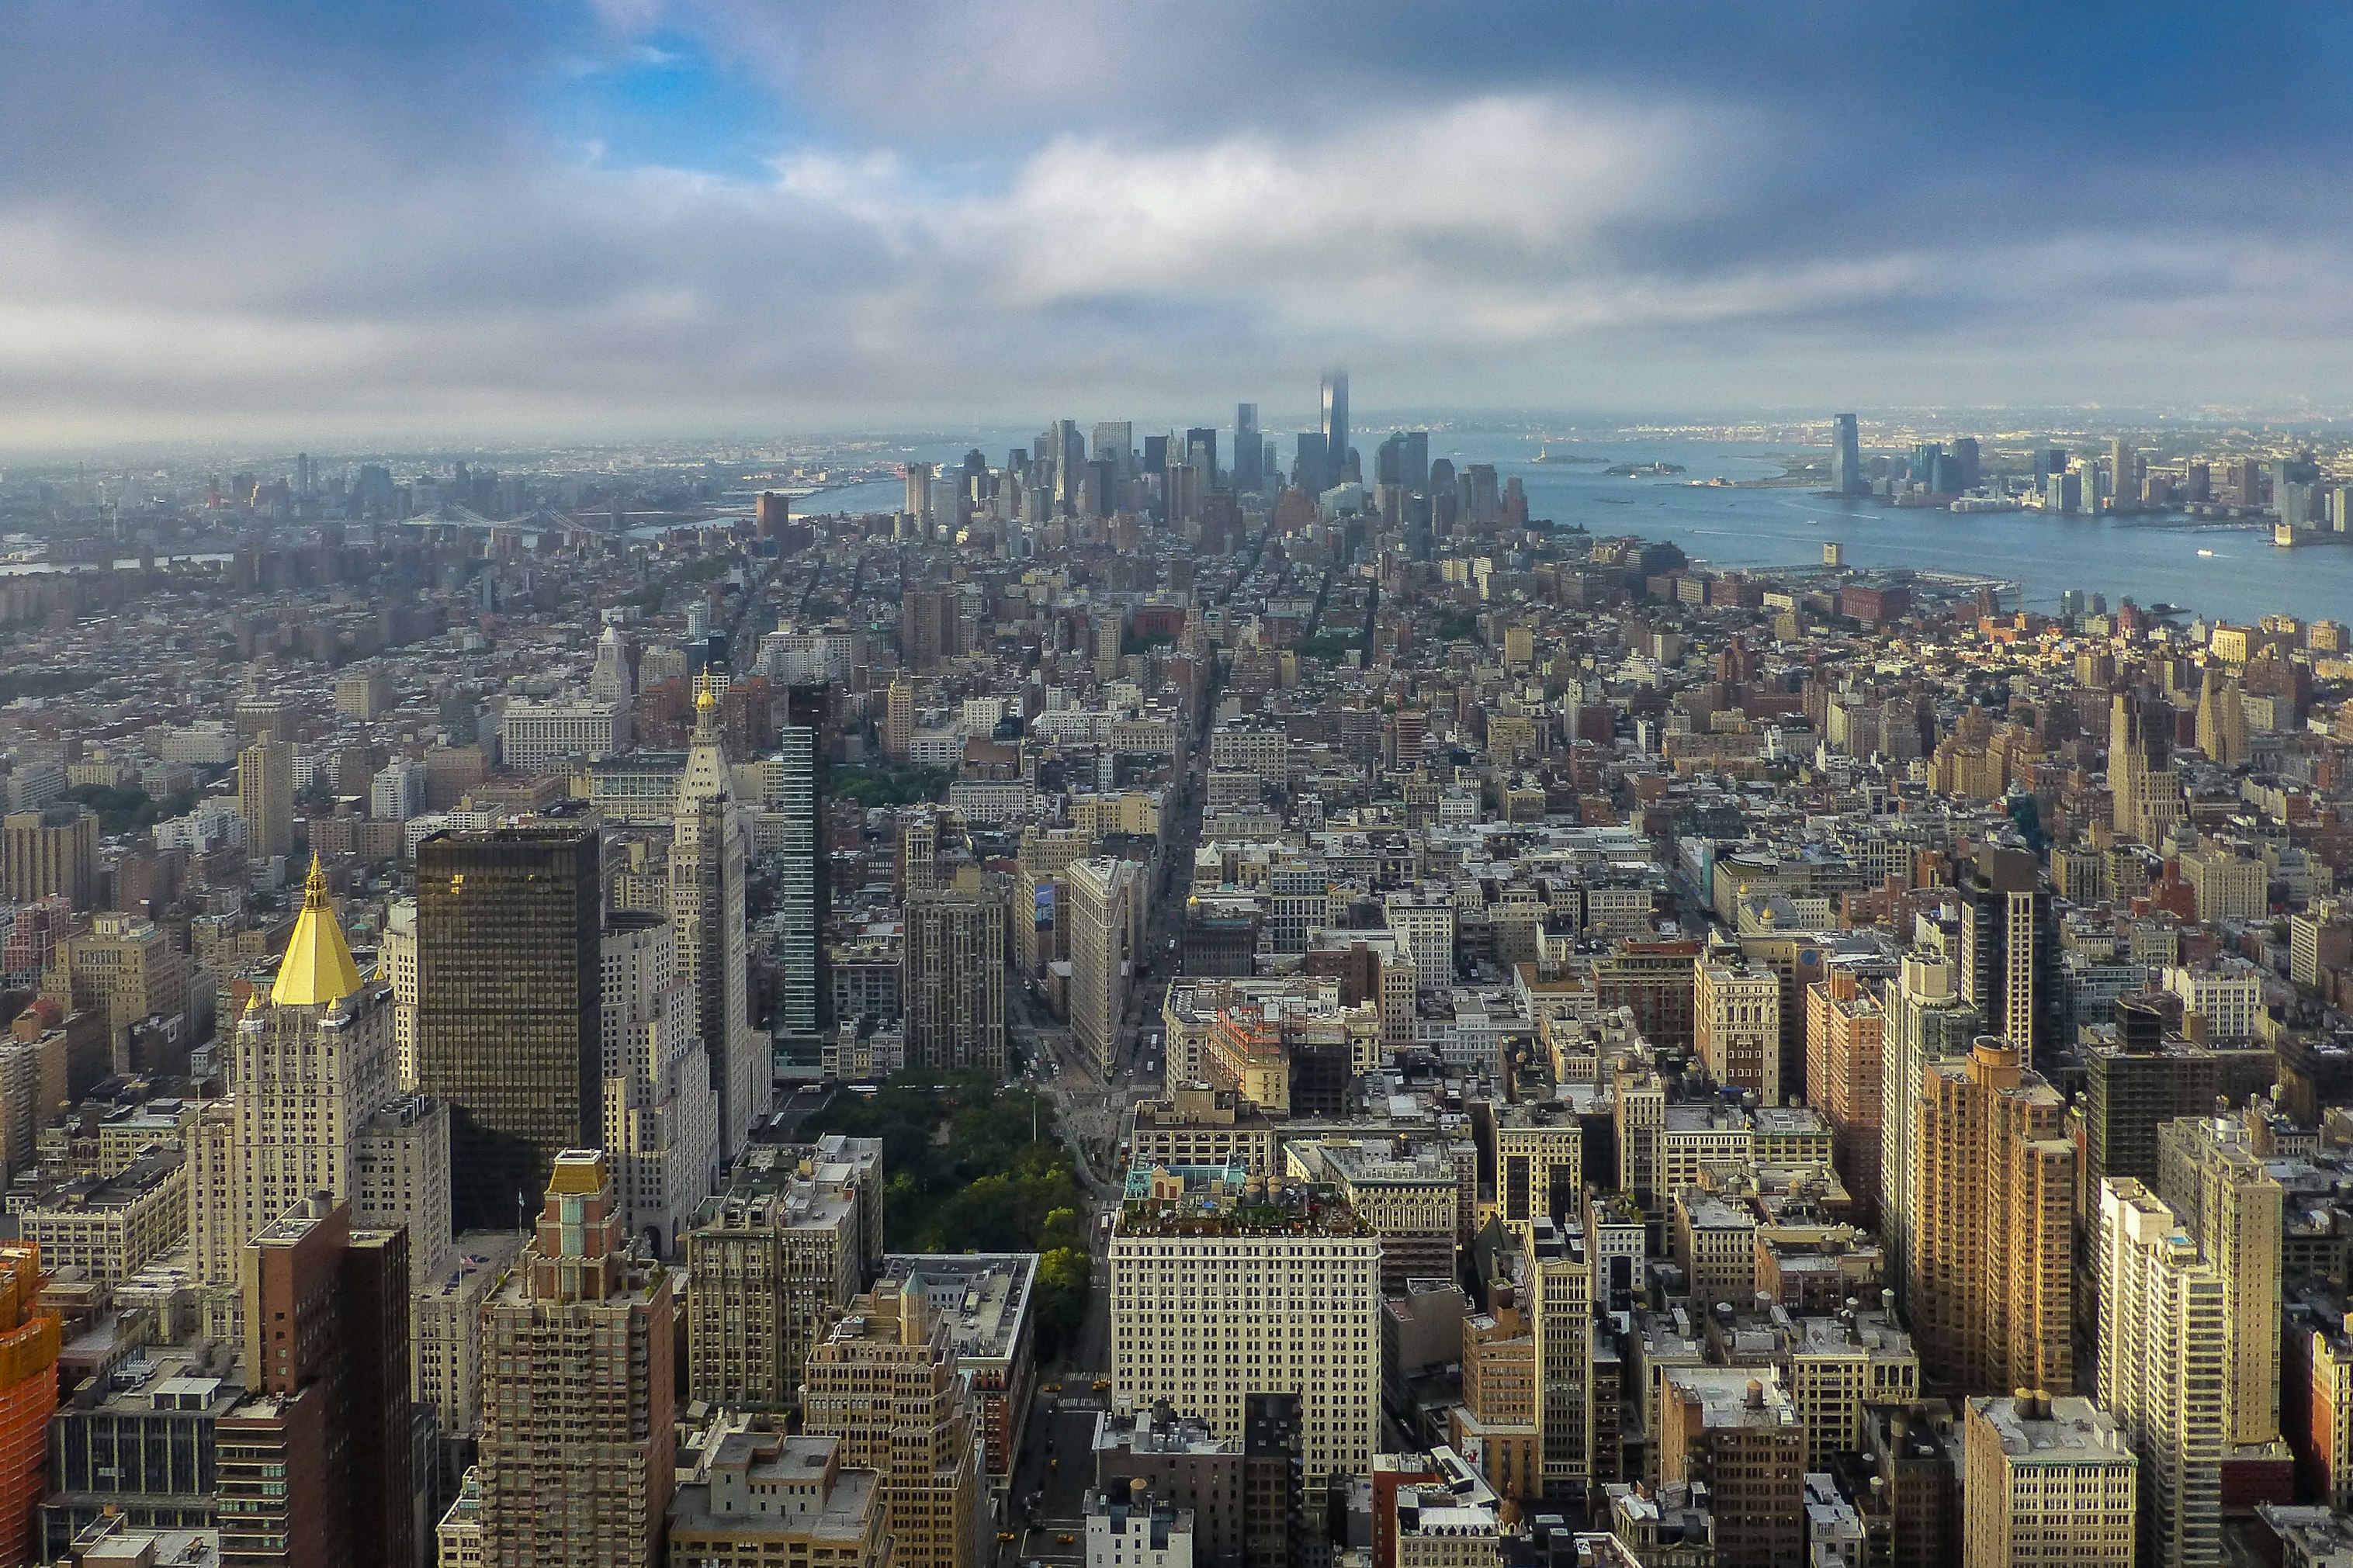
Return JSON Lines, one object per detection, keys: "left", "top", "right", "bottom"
{"left": 270, "top": 855, "right": 364, "bottom": 1008}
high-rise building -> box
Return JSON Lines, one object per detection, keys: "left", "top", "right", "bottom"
{"left": 1066, "top": 857, "right": 1138, "bottom": 1069}
{"left": 2110, "top": 437, "right": 2137, "bottom": 514}
{"left": 1091, "top": 421, "right": 1135, "bottom": 479}
{"left": 479, "top": 1151, "right": 676, "bottom": 1568}
{"left": 1961, "top": 1393, "right": 2136, "bottom": 1568}
{"left": 685, "top": 1147, "right": 866, "bottom": 1410}
{"left": 802, "top": 1281, "right": 982, "bottom": 1568}
{"left": 2154, "top": 1116, "right": 2284, "bottom": 1449}
{"left": 1696, "top": 957, "right": 1780, "bottom": 1104}
{"left": 1879, "top": 955, "right": 1980, "bottom": 1307}
{"left": 42, "top": 912, "right": 192, "bottom": 1058}
{"left": 224, "top": 1194, "right": 413, "bottom": 1568}
{"left": 590, "top": 624, "right": 633, "bottom": 703}
{"left": 902, "top": 461, "right": 936, "bottom": 523}
{"left": 1523, "top": 1218, "right": 1592, "bottom": 1505}
{"left": 2, "top": 804, "right": 98, "bottom": 907}
{"left": 1056, "top": 419, "right": 1086, "bottom": 509}
{"left": 1960, "top": 846, "right": 2060, "bottom": 1067}
{"left": 1952, "top": 435, "right": 1982, "bottom": 491}
{"left": 598, "top": 912, "right": 716, "bottom": 1256}
{"left": 0, "top": 1244, "right": 59, "bottom": 1563}
{"left": 883, "top": 679, "right": 913, "bottom": 763}
{"left": 901, "top": 588, "right": 954, "bottom": 671}
{"left": 2194, "top": 673, "right": 2249, "bottom": 766}
{"left": 1911, "top": 1038, "right": 2073, "bottom": 1395}
{"left": 1807, "top": 966, "right": 1887, "bottom": 1225}
{"left": 773, "top": 721, "right": 825, "bottom": 1040}
{"left": 415, "top": 826, "right": 602, "bottom": 1233}
{"left": 2081, "top": 1000, "right": 2270, "bottom": 1197}
{"left": 1320, "top": 369, "right": 1350, "bottom": 490}
{"left": 1185, "top": 427, "right": 1219, "bottom": 481}
{"left": 902, "top": 888, "right": 1007, "bottom": 1073}
{"left": 1293, "top": 432, "right": 1329, "bottom": 493}
{"left": 674, "top": 677, "right": 768, "bottom": 1158}
{"left": 237, "top": 738, "right": 294, "bottom": 862}
{"left": 2096, "top": 1179, "right": 2225, "bottom": 1568}
{"left": 1831, "top": 414, "right": 1863, "bottom": 497}
{"left": 2109, "top": 694, "right": 2181, "bottom": 844}
{"left": 1658, "top": 1369, "right": 1807, "bottom": 1568}
{"left": 199, "top": 859, "right": 450, "bottom": 1340}
{"left": 1109, "top": 1160, "right": 1381, "bottom": 1487}
{"left": 1234, "top": 404, "right": 1262, "bottom": 491}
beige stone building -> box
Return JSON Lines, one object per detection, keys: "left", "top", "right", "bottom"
{"left": 1109, "top": 1161, "right": 1381, "bottom": 1486}
{"left": 1962, "top": 1393, "right": 2136, "bottom": 1568}
{"left": 800, "top": 1282, "right": 980, "bottom": 1568}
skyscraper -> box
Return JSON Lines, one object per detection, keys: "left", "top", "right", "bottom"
{"left": 1234, "top": 403, "right": 1262, "bottom": 491}
{"left": 2109, "top": 692, "right": 2181, "bottom": 843}
{"left": 1066, "top": 857, "right": 1138, "bottom": 1069}
{"left": 598, "top": 912, "right": 716, "bottom": 1257}
{"left": 675, "top": 677, "right": 768, "bottom": 1158}
{"left": 415, "top": 826, "right": 602, "bottom": 1232}
{"left": 237, "top": 737, "right": 294, "bottom": 861}
{"left": 1092, "top": 421, "right": 1135, "bottom": 477}
{"left": 684, "top": 1147, "right": 867, "bottom": 1411}
{"left": 1293, "top": 432, "right": 1329, "bottom": 493}
{"left": 2154, "top": 1115, "right": 2285, "bottom": 1449}
{"left": 902, "top": 888, "right": 1007, "bottom": 1073}
{"left": 225, "top": 1195, "right": 414, "bottom": 1568}
{"left": 774, "top": 719, "right": 824, "bottom": 1040}
{"left": 1911, "top": 1038, "right": 2074, "bottom": 1396}
{"left": 199, "top": 858, "right": 451, "bottom": 1339}
{"left": 1806, "top": 966, "right": 1887, "bottom": 1227}
{"left": 2096, "top": 1179, "right": 2224, "bottom": 1568}
{"left": 1878, "top": 954, "right": 1979, "bottom": 1307}
{"left": 1320, "top": 369, "right": 1350, "bottom": 490}
{"left": 1960, "top": 846, "right": 2059, "bottom": 1066}
{"left": 590, "top": 623, "right": 633, "bottom": 703}
{"left": 2110, "top": 437, "right": 2137, "bottom": 514}
{"left": 480, "top": 1151, "right": 676, "bottom": 1568}
{"left": 802, "top": 1281, "right": 982, "bottom": 1568}
{"left": 1185, "top": 426, "right": 1218, "bottom": 481}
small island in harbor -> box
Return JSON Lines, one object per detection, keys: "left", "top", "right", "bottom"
{"left": 1603, "top": 461, "right": 1686, "bottom": 477}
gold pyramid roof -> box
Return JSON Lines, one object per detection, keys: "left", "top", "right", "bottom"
{"left": 271, "top": 855, "right": 363, "bottom": 1009}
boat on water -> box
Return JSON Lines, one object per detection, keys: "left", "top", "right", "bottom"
{"left": 2196, "top": 549, "right": 2214, "bottom": 557}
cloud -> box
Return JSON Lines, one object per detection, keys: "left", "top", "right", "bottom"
{"left": 5, "top": 1, "right": 2353, "bottom": 447}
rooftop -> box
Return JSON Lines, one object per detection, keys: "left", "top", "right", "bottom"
{"left": 879, "top": 1253, "right": 1036, "bottom": 1366}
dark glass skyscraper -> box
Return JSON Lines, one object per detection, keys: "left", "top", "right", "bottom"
{"left": 414, "top": 826, "right": 602, "bottom": 1231}
{"left": 1294, "top": 431, "right": 1329, "bottom": 492}
{"left": 1831, "top": 413, "right": 1863, "bottom": 496}
{"left": 1234, "top": 403, "right": 1262, "bottom": 490}
{"left": 1320, "top": 369, "right": 1349, "bottom": 490}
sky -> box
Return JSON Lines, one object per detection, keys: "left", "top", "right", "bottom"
{"left": 5, "top": 1, "right": 2353, "bottom": 448}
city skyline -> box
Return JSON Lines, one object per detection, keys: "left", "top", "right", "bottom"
{"left": 9, "top": 2, "right": 2353, "bottom": 444}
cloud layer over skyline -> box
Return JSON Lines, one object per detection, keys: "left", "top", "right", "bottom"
{"left": 6, "top": 1, "right": 2353, "bottom": 448}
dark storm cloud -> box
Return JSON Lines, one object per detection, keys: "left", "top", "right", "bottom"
{"left": 4, "top": 0, "right": 2352, "bottom": 445}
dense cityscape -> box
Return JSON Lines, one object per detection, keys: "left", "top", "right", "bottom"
{"left": 0, "top": 370, "right": 2346, "bottom": 1568}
